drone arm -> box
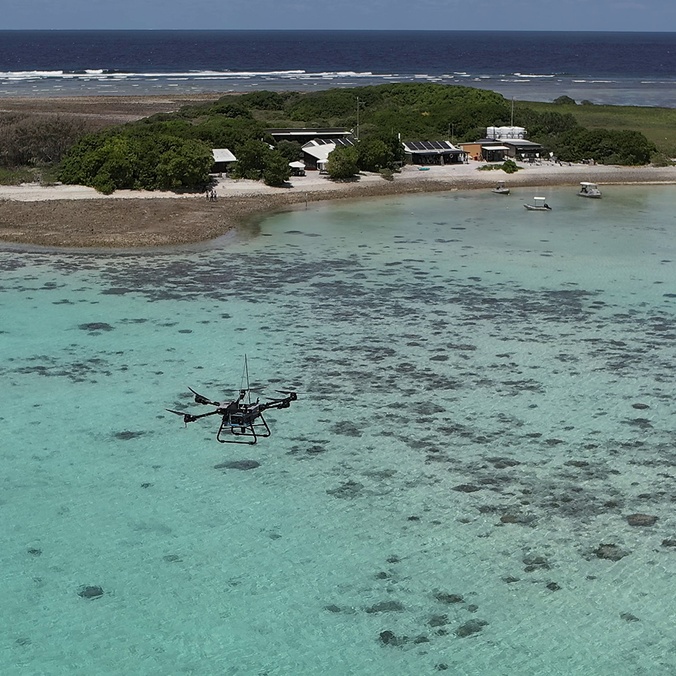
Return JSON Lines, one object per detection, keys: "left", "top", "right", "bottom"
{"left": 188, "top": 387, "right": 218, "bottom": 406}
{"left": 259, "top": 393, "right": 297, "bottom": 412}
{"left": 166, "top": 408, "right": 221, "bottom": 425}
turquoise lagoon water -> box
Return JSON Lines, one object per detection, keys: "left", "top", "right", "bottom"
{"left": 1, "top": 186, "right": 676, "bottom": 675}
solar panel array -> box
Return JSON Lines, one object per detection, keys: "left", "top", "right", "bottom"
{"left": 405, "top": 140, "right": 456, "bottom": 152}
{"left": 311, "top": 138, "right": 355, "bottom": 147}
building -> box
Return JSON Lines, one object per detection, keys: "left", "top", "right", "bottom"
{"left": 211, "top": 148, "right": 237, "bottom": 173}
{"left": 302, "top": 138, "right": 356, "bottom": 172}
{"left": 500, "top": 139, "right": 545, "bottom": 161}
{"left": 268, "top": 128, "right": 352, "bottom": 146}
{"left": 402, "top": 140, "right": 464, "bottom": 165}
{"left": 459, "top": 139, "right": 509, "bottom": 163}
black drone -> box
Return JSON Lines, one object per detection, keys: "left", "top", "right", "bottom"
{"left": 167, "top": 362, "right": 297, "bottom": 444}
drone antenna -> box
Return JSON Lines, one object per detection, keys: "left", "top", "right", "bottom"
{"left": 241, "top": 354, "right": 251, "bottom": 404}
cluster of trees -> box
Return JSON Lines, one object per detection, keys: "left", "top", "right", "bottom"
{"left": 53, "top": 83, "right": 657, "bottom": 193}
{"left": 58, "top": 129, "right": 214, "bottom": 194}
{"left": 325, "top": 134, "right": 405, "bottom": 179}
{"left": 0, "top": 113, "right": 98, "bottom": 169}
{"left": 515, "top": 106, "right": 655, "bottom": 164}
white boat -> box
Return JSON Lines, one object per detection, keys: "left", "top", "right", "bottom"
{"left": 491, "top": 181, "right": 510, "bottom": 195}
{"left": 578, "top": 181, "right": 602, "bottom": 198}
{"left": 524, "top": 196, "right": 552, "bottom": 211}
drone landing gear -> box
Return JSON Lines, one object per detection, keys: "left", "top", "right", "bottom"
{"left": 217, "top": 412, "right": 272, "bottom": 445}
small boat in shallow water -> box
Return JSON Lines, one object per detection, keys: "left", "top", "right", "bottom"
{"left": 524, "top": 196, "right": 551, "bottom": 211}
{"left": 491, "top": 181, "right": 510, "bottom": 195}
{"left": 578, "top": 181, "right": 602, "bottom": 198}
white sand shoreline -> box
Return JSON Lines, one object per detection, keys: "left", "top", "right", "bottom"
{"left": 1, "top": 161, "right": 675, "bottom": 249}
{"left": 1, "top": 161, "right": 675, "bottom": 202}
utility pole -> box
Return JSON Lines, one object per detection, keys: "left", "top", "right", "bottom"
{"left": 356, "top": 97, "right": 361, "bottom": 140}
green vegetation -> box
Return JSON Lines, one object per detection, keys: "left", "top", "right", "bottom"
{"left": 478, "top": 159, "right": 520, "bottom": 174}
{"left": 0, "top": 166, "right": 34, "bottom": 185}
{"left": 0, "top": 112, "right": 101, "bottom": 185}
{"left": 230, "top": 139, "right": 291, "bottom": 186}
{"left": 1, "top": 83, "right": 669, "bottom": 192}
{"left": 517, "top": 99, "right": 675, "bottom": 161}
{"left": 327, "top": 146, "right": 360, "bottom": 179}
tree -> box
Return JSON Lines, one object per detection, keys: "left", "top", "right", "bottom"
{"left": 155, "top": 140, "right": 213, "bottom": 190}
{"left": 262, "top": 152, "right": 291, "bottom": 187}
{"left": 232, "top": 140, "right": 273, "bottom": 180}
{"left": 231, "top": 139, "right": 290, "bottom": 185}
{"left": 356, "top": 137, "right": 391, "bottom": 172}
{"left": 327, "top": 146, "right": 359, "bottom": 179}
{"left": 276, "top": 140, "right": 303, "bottom": 162}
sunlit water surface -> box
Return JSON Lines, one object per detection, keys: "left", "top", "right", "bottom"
{"left": 2, "top": 186, "right": 676, "bottom": 675}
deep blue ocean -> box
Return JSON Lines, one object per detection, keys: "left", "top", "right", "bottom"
{"left": 1, "top": 30, "right": 676, "bottom": 106}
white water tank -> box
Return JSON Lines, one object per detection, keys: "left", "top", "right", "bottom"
{"left": 487, "top": 126, "right": 526, "bottom": 140}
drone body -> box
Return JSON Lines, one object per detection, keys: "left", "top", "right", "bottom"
{"left": 168, "top": 385, "right": 297, "bottom": 444}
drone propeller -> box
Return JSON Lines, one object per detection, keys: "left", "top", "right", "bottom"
{"left": 166, "top": 409, "right": 198, "bottom": 424}
{"left": 188, "top": 387, "right": 218, "bottom": 406}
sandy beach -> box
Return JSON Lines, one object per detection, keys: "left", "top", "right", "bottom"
{"left": 1, "top": 95, "right": 675, "bottom": 249}
{"left": 2, "top": 162, "right": 675, "bottom": 249}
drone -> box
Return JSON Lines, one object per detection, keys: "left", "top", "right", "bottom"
{"left": 167, "top": 361, "right": 297, "bottom": 444}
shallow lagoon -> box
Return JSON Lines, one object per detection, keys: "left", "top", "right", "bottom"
{"left": 2, "top": 186, "right": 676, "bottom": 675}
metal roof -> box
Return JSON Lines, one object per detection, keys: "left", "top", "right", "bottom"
{"left": 304, "top": 138, "right": 355, "bottom": 148}
{"left": 500, "top": 140, "right": 543, "bottom": 148}
{"left": 212, "top": 149, "right": 237, "bottom": 163}
{"left": 403, "top": 140, "right": 461, "bottom": 154}
{"left": 268, "top": 128, "right": 351, "bottom": 136}
{"left": 302, "top": 143, "right": 336, "bottom": 161}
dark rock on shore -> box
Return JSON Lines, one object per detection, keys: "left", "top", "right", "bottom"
{"left": 455, "top": 619, "right": 488, "bottom": 638}
{"left": 593, "top": 543, "right": 630, "bottom": 561}
{"left": 453, "top": 483, "right": 482, "bottom": 493}
{"left": 434, "top": 592, "right": 464, "bottom": 604}
{"left": 620, "top": 612, "right": 640, "bottom": 622}
{"left": 626, "top": 513, "right": 658, "bottom": 526}
{"left": 214, "top": 460, "right": 260, "bottom": 470}
{"left": 327, "top": 480, "right": 364, "bottom": 498}
{"left": 365, "top": 600, "right": 405, "bottom": 613}
{"left": 78, "top": 585, "right": 104, "bottom": 599}
{"left": 379, "top": 630, "right": 408, "bottom": 646}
